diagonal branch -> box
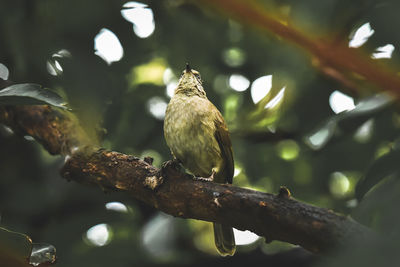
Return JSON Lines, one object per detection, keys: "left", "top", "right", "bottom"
{"left": 200, "top": 0, "right": 400, "bottom": 98}
{"left": 0, "top": 105, "right": 372, "bottom": 253}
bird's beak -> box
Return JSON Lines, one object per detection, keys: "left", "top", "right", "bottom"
{"left": 185, "top": 63, "right": 192, "bottom": 73}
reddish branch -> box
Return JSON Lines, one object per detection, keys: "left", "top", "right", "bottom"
{"left": 201, "top": 0, "right": 400, "bottom": 98}
{"left": 0, "top": 105, "right": 371, "bottom": 253}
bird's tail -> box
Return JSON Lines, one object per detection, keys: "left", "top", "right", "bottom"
{"left": 213, "top": 223, "right": 236, "bottom": 256}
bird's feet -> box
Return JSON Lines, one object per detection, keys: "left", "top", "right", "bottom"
{"left": 192, "top": 170, "right": 215, "bottom": 182}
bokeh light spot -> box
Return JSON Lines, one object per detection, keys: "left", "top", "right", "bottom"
{"left": 329, "top": 90, "right": 355, "bottom": 114}
{"left": 166, "top": 81, "right": 178, "bottom": 98}
{"left": 105, "top": 202, "right": 128, "bottom": 213}
{"left": 163, "top": 68, "right": 175, "bottom": 84}
{"left": 94, "top": 28, "right": 124, "bottom": 65}
{"left": 372, "top": 44, "right": 394, "bottom": 59}
{"left": 222, "top": 47, "right": 246, "bottom": 67}
{"left": 147, "top": 96, "right": 167, "bottom": 120}
{"left": 305, "top": 121, "right": 336, "bottom": 150}
{"left": 85, "top": 223, "right": 112, "bottom": 246}
{"left": 131, "top": 58, "right": 167, "bottom": 86}
{"left": 228, "top": 74, "right": 250, "bottom": 92}
{"left": 52, "top": 49, "right": 72, "bottom": 58}
{"left": 142, "top": 214, "right": 175, "bottom": 257}
{"left": 47, "top": 60, "right": 63, "bottom": 76}
{"left": 276, "top": 139, "right": 300, "bottom": 161}
{"left": 121, "top": 2, "right": 155, "bottom": 38}
{"left": 354, "top": 119, "right": 374, "bottom": 143}
{"left": 233, "top": 166, "right": 242, "bottom": 178}
{"left": 163, "top": 68, "right": 178, "bottom": 98}
{"left": 46, "top": 61, "right": 57, "bottom": 76}
{"left": 251, "top": 75, "right": 272, "bottom": 104}
{"left": 265, "top": 87, "right": 286, "bottom": 110}
{"left": 0, "top": 63, "right": 9, "bottom": 80}
{"left": 233, "top": 228, "right": 260, "bottom": 245}
{"left": 349, "top": 22, "right": 374, "bottom": 48}
{"left": 54, "top": 60, "right": 63, "bottom": 72}
{"left": 329, "top": 172, "right": 350, "bottom": 198}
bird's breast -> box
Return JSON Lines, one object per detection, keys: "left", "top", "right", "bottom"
{"left": 164, "top": 95, "right": 222, "bottom": 177}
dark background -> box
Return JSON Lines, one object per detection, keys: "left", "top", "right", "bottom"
{"left": 1, "top": 0, "right": 400, "bottom": 266}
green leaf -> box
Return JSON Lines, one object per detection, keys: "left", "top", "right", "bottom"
{"left": 0, "top": 227, "right": 32, "bottom": 266}
{"left": 353, "top": 174, "right": 400, "bottom": 233}
{"left": 355, "top": 149, "right": 400, "bottom": 201}
{"left": 305, "top": 94, "right": 393, "bottom": 150}
{"left": 0, "top": 83, "right": 67, "bottom": 108}
{"left": 336, "top": 94, "right": 393, "bottom": 130}
{"left": 0, "top": 227, "right": 57, "bottom": 266}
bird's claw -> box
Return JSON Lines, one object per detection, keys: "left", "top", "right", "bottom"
{"left": 193, "top": 170, "right": 215, "bottom": 182}
{"left": 192, "top": 176, "right": 213, "bottom": 182}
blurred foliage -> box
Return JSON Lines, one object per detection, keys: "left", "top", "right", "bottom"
{"left": 1, "top": 0, "right": 400, "bottom": 266}
{"left": 0, "top": 83, "right": 66, "bottom": 108}
{"left": 0, "top": 226, "right": 32, "bottom": 267}
{"left": 0, "top": 226, "right": 56, "bottom": 266}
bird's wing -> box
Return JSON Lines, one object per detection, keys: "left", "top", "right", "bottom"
{"left": 214, "top": 111, "right": 234, "bottom": 184}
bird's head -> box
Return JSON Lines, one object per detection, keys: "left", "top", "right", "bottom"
{"left": 175, "top": 64, "right": 206, "bottom": 97}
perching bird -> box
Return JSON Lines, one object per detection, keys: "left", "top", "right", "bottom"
{"left": 163, "top": 64, "right": 236, "bottom": 256}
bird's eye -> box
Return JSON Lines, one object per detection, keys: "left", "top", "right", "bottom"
{"left": 194, "top": 73, "right": 201, "bottom": 82}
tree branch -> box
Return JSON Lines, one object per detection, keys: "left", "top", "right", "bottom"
{"left": 200, "top": 0, "right": 400, "bottom": 98}
{"left": 0, "top": 105, "right": 372, "bottom": 253}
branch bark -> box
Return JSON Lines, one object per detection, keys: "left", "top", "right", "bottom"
{"left": 0, "top": 105, "right": 372, "bottom": 253}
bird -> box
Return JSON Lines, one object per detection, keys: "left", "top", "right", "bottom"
{"left": 163, "top": 64, "right": 236, "bottom": 256}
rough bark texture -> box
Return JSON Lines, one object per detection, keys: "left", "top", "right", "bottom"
{"left": 0, "top": 105, "right": 372, "bottom": 253}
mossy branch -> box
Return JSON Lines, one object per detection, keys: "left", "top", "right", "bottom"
{"left": 0, "top": 105, "right": 372, "bottom": 253}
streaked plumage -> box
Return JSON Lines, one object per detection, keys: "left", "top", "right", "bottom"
{"left": 163, "top": 65, "right": 236, "bottom": 256}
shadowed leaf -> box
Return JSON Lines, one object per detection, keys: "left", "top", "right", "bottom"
{"left": 305, "top": 94, "right": 393, "bottom": 150}
{"left": 355, "top": 149, "right": 400, "bottom": 201}
{"left": 0, "top": 84, "right": 67, "bottom": 108}
{"left": 0, "top": 227, "right": 57, "bottom": 267}
{"left": 0, "top": 227, "right": 32, "bottom": 267}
